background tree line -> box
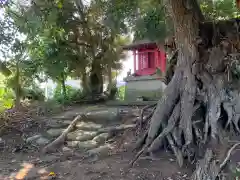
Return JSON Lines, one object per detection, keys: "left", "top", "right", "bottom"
{"left": 0, "top": 0, "right": 239, "bottom": 108}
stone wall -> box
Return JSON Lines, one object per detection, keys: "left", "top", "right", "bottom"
{"left": 124, "top": 75, "right": 166, "bottom": 101}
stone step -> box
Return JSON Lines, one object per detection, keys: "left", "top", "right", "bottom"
{"left": 75, "top": 121, "right": 103, "bottom": 131}
{"left": 46, "top": 129, "right": 65, "bottom": 138}
{"left": 47, "top": 107, "right": 122, "bottom": 129}
{"left": 66, "top": 130, "right": 98, "bottom": 141}
{"left": 66, "top": 140, "right": 98, "bottom": 151}
{"left": 97, "top": 124, "right": 136, "bottom": 133}
{"left": 51, "top": 115, "right": 76, "bottom": 121}
{"left": 84, "top": 107, "right": 121, "bottom": 123}
{"left": 26, "top": 134, "right": 50, "bottom": 146}
{"left": 86, "top": 144, "right": 113, "bottom": 159}
{"left": 92, "top": 133, "right": 110, "bottom": 144}
{"left": 47, "top": 120, "right": 104, "bottom": 130}
{"left": 46, "top": 123, "right": 135, "bottom": 139}
{"left": 46, "top": 120, "right": 72, "bottom": 129}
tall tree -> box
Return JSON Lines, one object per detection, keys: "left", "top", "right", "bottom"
{"left": 132, "top": 0, "right": 240, "bottom": 179}
{"left": 3, "top": 0, "right": 129, "bottom": 98}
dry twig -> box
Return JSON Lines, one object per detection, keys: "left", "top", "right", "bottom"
{"left": 42, "top": 114, "right": 84, "bottom": 154}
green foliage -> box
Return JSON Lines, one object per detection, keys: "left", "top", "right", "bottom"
{"left": 105, "top": 0, "right": 239, "bottom": 42}
{"left": 34, "top": 99, "right": 64, "bottom": 116}
{"left": 23, "top": 88, "right": 45, "bottom": 101}
{"left": 201, "top": 0, "right": 240, "bottom": 20}
{"left": 0, "top": 0, "right": 239, "bottom": 107}
{"left": 107, "top": 81, "right": 118, "bottom": 100}
{"left": 104, "top": 0, "right": 172, "bottom": 42}
{"left": 0, "top": 87, "right": 14, "bottom": 111}
{"left": 53, "top": 84, "right": 83, "bottom": 104}
{"left": 117, "top": 86, "right": 125, "bottom": 101}
{"left": 155, "top": 67, "right": 162, "bottom": 77}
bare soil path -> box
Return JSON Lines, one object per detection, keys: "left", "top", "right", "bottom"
{"left": 0, "top": 105, "right": 204, "bottom": 180}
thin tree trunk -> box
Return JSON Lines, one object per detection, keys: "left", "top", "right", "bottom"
{"left": 60, "top": 72, "right": 67, "bottom": 102}
{"left": 81, "top": 69, "right": 90, "bottom": 94}
{"left": 98, "top": 71, "right": 103, "bottom": 94}
{"left": 90, "top": 61, "right": 103, "bottom": 95}
{"left": 15, "top": 61, "right": 21, "bottom": 108}
{"left": 108, "top": 64, "right": 112, "bottom": 91}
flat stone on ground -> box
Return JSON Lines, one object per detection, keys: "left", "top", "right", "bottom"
{"left": 66, "top": 140, "right": 98, "bottom": 150}
{"left": 86, "top": 144, "right": 113, "bottom": 157}
{"left": 77, "top": 140, "right": 98, "bottom": 151}
{"left": 98, "top": 124, "right": 136, "bottom": 133}
{"left": 35, "top": 137, "right": 50, "bottom": 146}
{"left": 47, "top": 129, "right": 65, "bottom": 137}
{"left": 76, "top": 121, "right": 103, "bottom": 131}
{"left": 92, "top": 133, "right": 110, "bottom": 144}
{"left": 26, "top": 135, "right": 50, "bottom": 146}
{"left": 85, "top": 107, "right": 120, "bottom": 123}
{"left": 66, "top": 141, "right": 80, "bottom": 148}
{"left": 46, "top": 121, "right": 69, "bottom": 128}
{"left": 66, "top": 130, "right": 98, "bottom": 141}
{"left": 26, "top": 135, "right": 42, "bottom": 143}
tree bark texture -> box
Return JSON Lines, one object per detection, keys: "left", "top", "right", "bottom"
{"left": 107, "top": 64, "right": 113, "bottom": 91}
{"left": 15, "top": 61, "right": 21, "bottom": 108}
{"left": 81, "top": 70, "right": 90, "bottom": 94}
{"left": 132, "top": 0, "right": 240, "bottom": 179}
{"left": 60, "top": 72, "right": 67, "bottom": 102}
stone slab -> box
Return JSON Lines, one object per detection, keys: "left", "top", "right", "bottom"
{"left": 66, "top": 130, "right": 97, "bottom": 141}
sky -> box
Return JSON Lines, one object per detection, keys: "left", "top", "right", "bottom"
{"left": 117, "top": 52, "right": 133, "bottom": 81}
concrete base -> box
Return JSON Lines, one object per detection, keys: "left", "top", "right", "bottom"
{"left": 124, "top": 75, "right": 166, "bottom": 101}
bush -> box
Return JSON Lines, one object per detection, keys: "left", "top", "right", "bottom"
{"left": 117, "top": 85, "right": 125, "bottom": 100}
{"left": 24, "top": 88, "right": 45, "bottom": 101}
{"left": 53, "top": 84, "right": 83, "bottom": 104}
{"left": 0, "top": 87, "right": 14, "bottom": 112}
{"left": 35, "top": 99, "right": 64, "bottom": 116}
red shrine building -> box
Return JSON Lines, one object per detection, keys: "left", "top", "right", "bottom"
{"left": 123, "top": 39, "right": 167, "bottom": 76}
{"left": 123, "top": 39, "right": 167, "bottom": 101}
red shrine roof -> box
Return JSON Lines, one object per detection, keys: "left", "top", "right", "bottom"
{"left": 123, "top": 39, "right": 157, "bottom": 50}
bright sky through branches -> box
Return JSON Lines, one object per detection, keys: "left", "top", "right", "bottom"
{"left": 0, "top": 0, "right": 7, "bottom": 5}
{"left": 0, "top": 0, "right": 132, "bottom": 81}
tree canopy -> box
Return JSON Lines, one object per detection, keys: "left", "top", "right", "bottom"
{"left": 0, "top": 0, "right": 132, "bottom": 104}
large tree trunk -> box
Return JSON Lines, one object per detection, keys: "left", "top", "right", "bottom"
{"left": 90, "top": 61, "right": 104, "bottom": 95}
{"left": 81, "top": 69, "right": 90, "bottom": 94}
{"left": 133, "top": 0, "right": 240, "bottom": 179}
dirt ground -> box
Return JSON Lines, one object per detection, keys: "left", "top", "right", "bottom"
{"left": 0, "top": 105, "right": 237, "bottom": 180}
{"left": 0, "top": 133, "right": 191, "bottom": 180}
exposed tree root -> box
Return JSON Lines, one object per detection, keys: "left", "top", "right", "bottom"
{"left": 139, "top": 103, "right": 157, "bottom": 129}
{"left": 130, "top": 0, "right": 240, "bottom": 178}
{"left": 148, "top": 102, "right": 180, "bottom": 153}
{"left": 219, "top": 142, "right": 240, "bottom": 170}
{"left": 42, "top": 114, "right": 85, "bottom": 154}
{"left": 131, "top": 37, "right": 240, "bottom": 178}
{"left": 133, "top": 130, "right": 148, "bottom": 151}
{"left": 191, "top": 142, "right": 240, "bottom": 180}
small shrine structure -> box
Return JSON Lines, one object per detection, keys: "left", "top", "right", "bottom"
{"left": 123, "top": 39, "right": 167, "bottom": 101}
{"left": 123, "top": 39, "right": 166, "bottom": 76}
